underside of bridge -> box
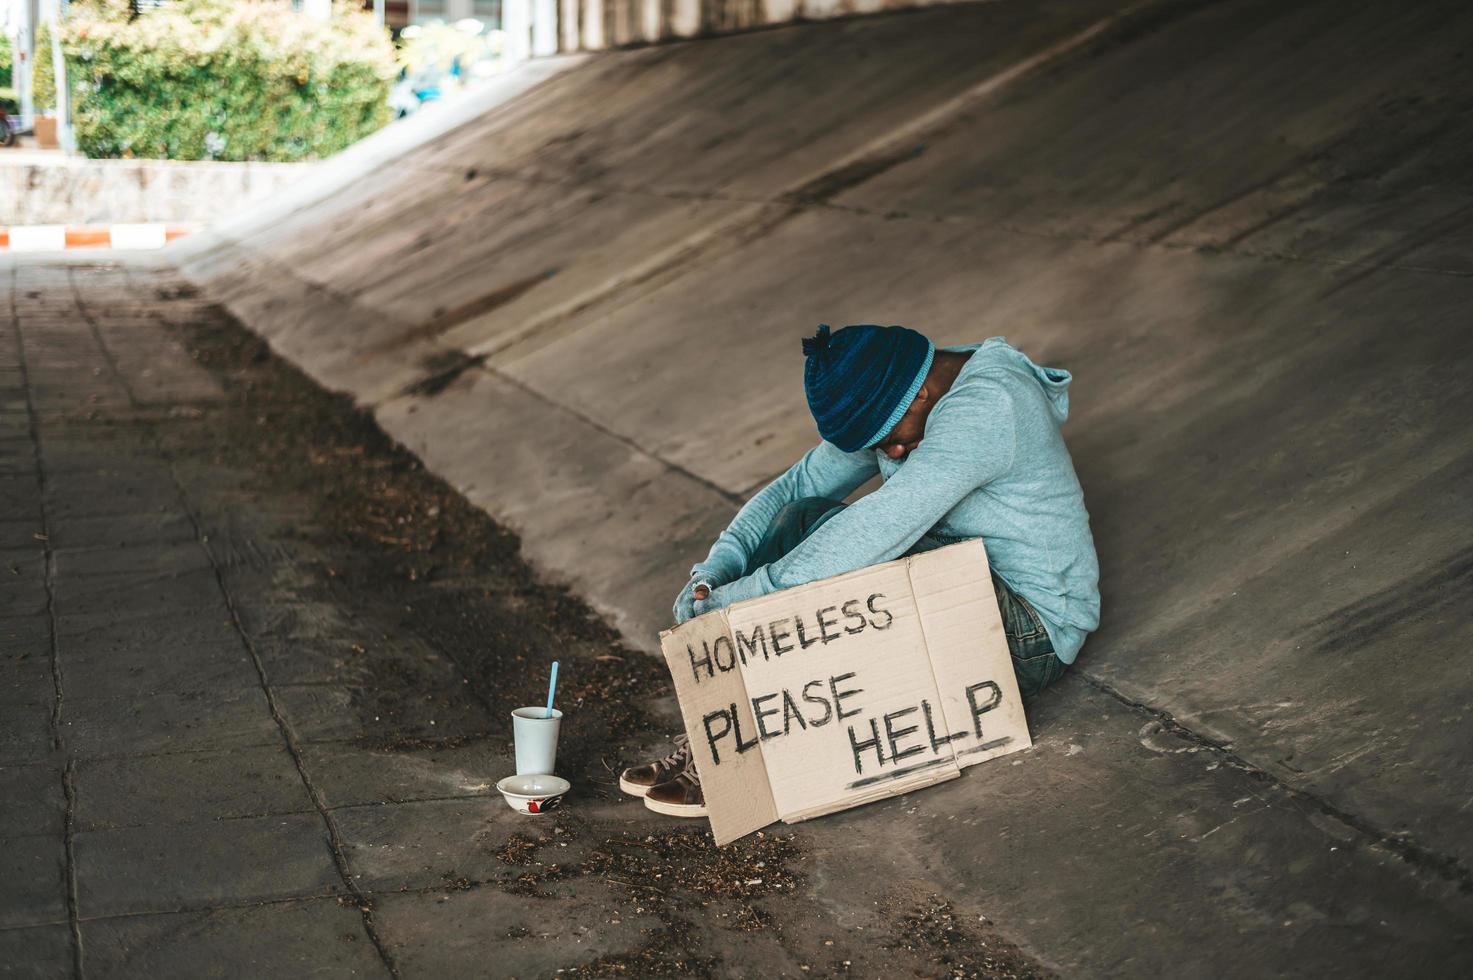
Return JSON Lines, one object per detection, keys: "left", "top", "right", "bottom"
{"left": 9, "top": 0, "right": 1473, "bottom": 975}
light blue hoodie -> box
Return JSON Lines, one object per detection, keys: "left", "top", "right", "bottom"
{"left": 692, "top": 338, "right": 1101, "bottom": 664}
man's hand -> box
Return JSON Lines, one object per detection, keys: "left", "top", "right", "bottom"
{"left": 690, "top": 572, "right": 768, "bottom": 619}
{"left": 673, "top": 574, "right": 715, "bottom": 625}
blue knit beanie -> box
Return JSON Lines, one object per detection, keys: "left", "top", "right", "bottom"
{"left": 802, "top": 324, "right": 935, "bottom": 453}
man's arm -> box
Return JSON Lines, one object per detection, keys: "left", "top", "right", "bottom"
{"left": 691, "top": 440, "right": 880, "bottom": 587}
{"left": 697, "top": 381, "right": 1017, "bottom": 611}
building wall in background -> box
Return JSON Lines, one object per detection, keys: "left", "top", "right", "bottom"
{"left": 519, "top": 0, "right": 972, "bottom": 53}
{"left": 401, "top": 0, "right": 975, "bottom": 52}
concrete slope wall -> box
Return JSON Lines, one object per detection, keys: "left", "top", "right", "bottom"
{"left": 173, "top": 0, "right": 1134, "bottom": 645}
{"left": 172, "top": 0, "right": 1473, "bottom": 971}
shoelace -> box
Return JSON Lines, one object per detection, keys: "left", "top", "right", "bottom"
{"left": 660, "top": 734, "right": 700, "bottom": 785}
{"left": 658, "top": 733, "right": 692, "bottom": 769}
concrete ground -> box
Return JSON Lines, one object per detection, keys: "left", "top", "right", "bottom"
{"left": 8, "top": 0, "right": 1473, "bottom": 975}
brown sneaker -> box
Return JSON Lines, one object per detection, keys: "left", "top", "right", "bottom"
{"left": 643, "top": 766, "right": 707, "bottom": 818}
{"left": 618, "top": 733, "right": 693, "bottom": 798}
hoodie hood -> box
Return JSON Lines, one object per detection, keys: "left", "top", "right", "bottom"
{"left": 953, "top": 338, "right": 1072, "bottom": 424}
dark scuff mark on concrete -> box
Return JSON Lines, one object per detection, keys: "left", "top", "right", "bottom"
{"left": 1319, "top": 200, "right": 1473, "bottom": 298}
{"left": 402, "top": 350, "right": 487, "bottom": 398}
{"left": 781, "top": 144, "right": 927, "bottom": 208}
{"left": 156, "top": 283, "right": 200, "bottom": 301}
{"left": 370, "top": 268, "right": 560, "bottom": 355}
{"left": 1298, "top": 544, "right": 1473, "bottom": 656}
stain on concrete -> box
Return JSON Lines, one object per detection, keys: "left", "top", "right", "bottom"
{"left": 401, "top": 350, "right": 488, "bottom": 398}
{"left": 1298, "top": 544, "right": 1473, "bottom": 656}
{"left": 783, "top": 144, "right": 928, "bottom": 209}
{"left": 156, "top": 283, "right": 199, "bottom": 301}
{"left": 372, "top": 268, "right": 560, "bottom": 355}
{"left": 1320, "top": 201, "right": 1473, "bottom": 297}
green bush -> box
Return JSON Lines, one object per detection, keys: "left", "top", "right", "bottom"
{"left": 1, "top": 33, "right": 13, "bottom": 89}
{"left": 61, "top": 0, "right": 395, "bottom": 161}
{"left": 33, "top": 22, "right": 57, "bottom": 111}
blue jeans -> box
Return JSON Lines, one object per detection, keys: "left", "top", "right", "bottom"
{"left": 744, "top": 497, "right": 1068, "bottom": 700}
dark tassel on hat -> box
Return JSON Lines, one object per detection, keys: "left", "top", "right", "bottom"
{"left": 801, "top": 324, "right": 832, "bottom": 357}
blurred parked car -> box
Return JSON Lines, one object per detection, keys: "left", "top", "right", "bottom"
{"left": 0, "top": 97, "right": 19, "bottom": 147}
{"left": 391, "top": 19, "right": 503, "bottom": 118}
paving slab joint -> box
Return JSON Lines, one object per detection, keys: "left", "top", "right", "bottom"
{"left": 11, "top": 263, "right": 85, "bottom": 980}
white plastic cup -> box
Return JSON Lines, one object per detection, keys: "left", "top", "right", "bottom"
{"left": 512, "top": 707, "right": 563, "bottom": 775}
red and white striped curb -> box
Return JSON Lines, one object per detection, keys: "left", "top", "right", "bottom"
{"left": 0, "top": 224, "right": 199, "bottom": 251}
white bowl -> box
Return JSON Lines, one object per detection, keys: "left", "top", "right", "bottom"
{"left": 496, "top": 774, "right": 570, "bottom": 814}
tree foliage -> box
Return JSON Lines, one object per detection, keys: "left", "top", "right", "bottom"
{"left": 1, "top": 33, "right": 13, "bottom": 89}
{"left": 60, "top": 0, "right": 395, "bottom": 161}
{"left": 33, "top": 22, "right": 57, "bottom": 111}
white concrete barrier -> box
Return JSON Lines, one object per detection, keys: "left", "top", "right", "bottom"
{"left": 7, "top": 225, "right": 68, "bottom": 251}
{"left": 108, "top": 223, "right": 170, "bottom": 250}
{"left": 1, "top": 223, "right": 195, "bottom": 251}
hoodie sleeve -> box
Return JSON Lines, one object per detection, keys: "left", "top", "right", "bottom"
{"left": 692, "top": 440, "right": 880, "bottom": 585}
{"left": 698, "top": 379, "right": 1016, "bottom": 610}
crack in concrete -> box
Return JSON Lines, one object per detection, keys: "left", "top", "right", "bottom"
{"left": 1077, "top": 670, "right": 1473, "bottom": 895}
{"left": 65, "top": 269, "right": 404, "bottom": 980}
{"left": 59, "top": 759, "right": 81, "bottom": 969}
{"left": 12, "top": 264, "right": 85, "bottom": 980}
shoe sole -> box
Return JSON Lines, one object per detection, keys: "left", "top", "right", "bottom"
{"left": 642, "top": 795, "right": 709, "bottom": 818}
{"left": 618, "top": 774, "right": 653, "bottom": 798}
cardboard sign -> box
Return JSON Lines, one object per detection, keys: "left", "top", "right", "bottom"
{"left": 659, "top": 539, "right": 1030, "bottom": 845}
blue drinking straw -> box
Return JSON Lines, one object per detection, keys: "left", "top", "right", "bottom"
{"left": 545, "top": 661, "right": 560, "bottom": 719}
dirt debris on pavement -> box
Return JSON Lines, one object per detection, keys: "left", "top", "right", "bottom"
{"left": 485, "top": 808, "right": 812, "bottom": 975}
{"left": 887, "top": 899, "right": 1053, "bottom": 980}
{"left": 178, "top": 302, "right": 673, "bottom": 776}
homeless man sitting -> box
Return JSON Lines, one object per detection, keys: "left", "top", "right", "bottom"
{"left": 621, "top": 323, "right": 1101, "bottom": 817}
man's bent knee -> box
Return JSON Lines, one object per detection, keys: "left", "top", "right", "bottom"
{"left": 775, "top": 497, "right": 846, "bottom": 526}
